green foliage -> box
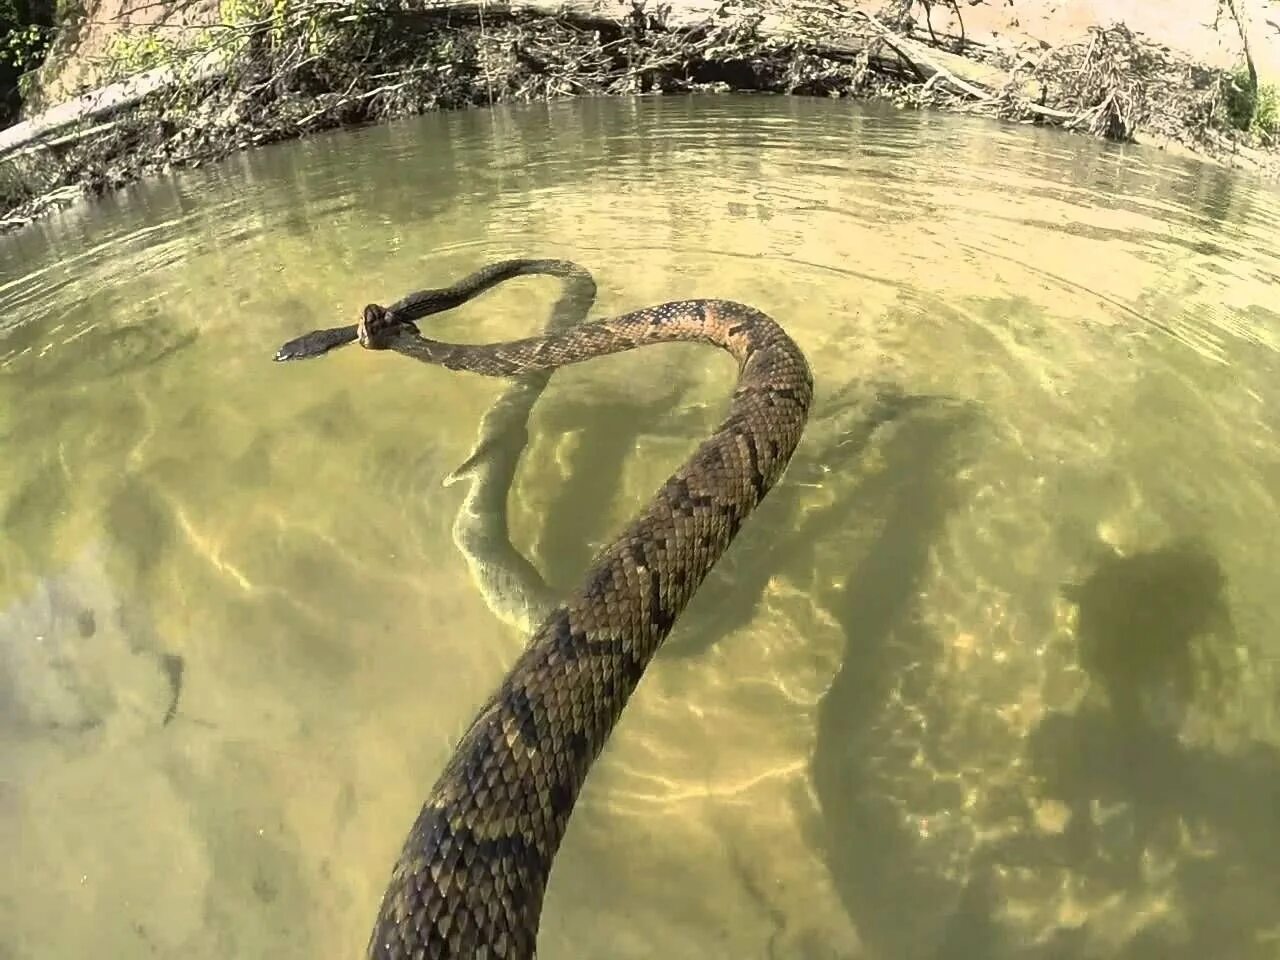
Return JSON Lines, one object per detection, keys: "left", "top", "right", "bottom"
{"left": 104, "top": 31, "right": 176, "bottom": 74}
{"left": 1, "top": 0, "right": 55, "bottom": 125}
{"left": 1254, "top": 81, "right": 1278, "bottom": 141}
{"left": 1224, "top": 64, "right": 1255, "bottom": 129}
{"left": 1, "top": 0, "right": 54, "bottom": 74}
{"left": 1223, "top": 63, "right": 1279, "bottom": 142}
{"left": 1, "top": 20, "right": 52, "bottom": 73}
{"left": 217, "top": 0, "right": 257, "bottom": 25}
{"left": 204, "top": 0, "right": 379, "bottom": 71}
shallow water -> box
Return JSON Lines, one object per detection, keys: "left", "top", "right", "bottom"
{"left": 2, "top": 95, "right": 1278, "bottom": 960}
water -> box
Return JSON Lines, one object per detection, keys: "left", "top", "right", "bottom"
{"left": 1, "top": 95, "right": 1278, "bottom": 960}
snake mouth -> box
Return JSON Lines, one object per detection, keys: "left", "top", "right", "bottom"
{"left": 272, "top": 339, "right": 313, "bottom": 361}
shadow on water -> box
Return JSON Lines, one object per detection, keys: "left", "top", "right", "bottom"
{"left": 1181, "top": 161, "right": 1245, "bottom": 227}
{"left": 793, "top": 410, "right": 1280, "bottom": 960}
{"left": 443, "top": 327, "right": 1276, "bottom": 957}
{"left": 530, "top": 376, "right": 972, "bottom": 662}
{"left": 528, "top": 369, "right": 962, "bottom": 662}
{"left": 803, "top": 401, "right": 983, "bottom": 960}
{"left": 1005, "top": 541, "right": 1280, "bottom": 960}
{"left": 891, "top": 539, "right": 1280, "bottom": 960}
{"left": 1065, "top": 540, "right": 1236, "bottom": 735}
{"left": 669, "top": 384, "right": 969, "bottom": 658}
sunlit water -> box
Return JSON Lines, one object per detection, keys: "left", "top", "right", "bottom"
{"left": 2, "top": 95, "right": 1278, "bottom": 960}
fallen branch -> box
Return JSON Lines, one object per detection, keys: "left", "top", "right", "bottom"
{"left": 854, "top": 10, "right": 1096, "bottom": 125}
{"left": 0, "top": 46, "right": 229, "bottom": 160}
{"left": 0, "top": 184, "right": 80, "bottom": 229}
{"left": 854, "top": 10, "right": 989, "bottom": 98}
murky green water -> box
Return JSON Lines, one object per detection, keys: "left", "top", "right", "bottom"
{"left": 2, "top": 95, "right": 1278, "bottom": 960}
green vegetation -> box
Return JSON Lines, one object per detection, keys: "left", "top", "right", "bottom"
{"left": 1258, "top": 84, "right": 1280, "bottom": 141}
{"left": 1223, "top": 63, "right": 1279, "bottom": 144}
{"left": 2, "top": 0, "right": 582, "bottom": 223}
{"left": 103, "top": 32, "right": 179, "bottom": 75}
{"left": 0, "top": 0, "right": 54, "bottom": 124}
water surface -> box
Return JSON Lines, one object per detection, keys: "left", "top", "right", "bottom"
{"left": 2, "top": 95, "right": 1279, "bottom": 959}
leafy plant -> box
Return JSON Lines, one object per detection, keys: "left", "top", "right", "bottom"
{"left": 1223, "top": 62, "right": 1279, "bottom": 142}
{"left": 1254, "top": 79, "right": 1278, "bottom": 141}
{"left": 1, "top": 20, "right": 52, "bottom": 73}
{"left": 1, "top": 0, "right": 55, "bottom": 124}
{"left": 104, "top": 31, "right": 175, "bottom": 73}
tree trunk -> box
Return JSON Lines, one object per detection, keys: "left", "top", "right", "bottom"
{"left": 1222, "top": 0, "right": 1260, "bottom": 93}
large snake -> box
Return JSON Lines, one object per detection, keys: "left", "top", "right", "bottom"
{"left": 273, "top": 259, "right": 814, "bottom": 958}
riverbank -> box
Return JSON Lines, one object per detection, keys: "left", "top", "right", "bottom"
{"left": 3, "top": 0, "right": 1279, "bottom": 234}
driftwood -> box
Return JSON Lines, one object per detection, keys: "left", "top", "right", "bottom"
{"left": 850, "top": 11, "right": 1082, "bottom": 120}
{"left": 0, "top": 47, "right": 229, "bottom": 160}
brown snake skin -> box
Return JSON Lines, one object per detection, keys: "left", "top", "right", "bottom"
{"left": 274, "top": 260, "right": 814, "bottom": 958}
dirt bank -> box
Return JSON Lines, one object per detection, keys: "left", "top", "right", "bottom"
{"left": 3, "top": 0, "right": 1279, "bottom": 234}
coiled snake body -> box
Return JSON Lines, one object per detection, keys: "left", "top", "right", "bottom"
{"left": 274, "top": 259, "right": 814, "bottom": 958}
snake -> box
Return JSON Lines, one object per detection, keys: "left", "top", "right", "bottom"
{"left": 273, "top": 258, "right": 815, "bottom": 958}
{"left": 436, "top": 261, "right": 597, "bottom": 634}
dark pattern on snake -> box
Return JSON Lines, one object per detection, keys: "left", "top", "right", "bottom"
{"left": 274, "top": 259, "right": 814, "bottom": 959}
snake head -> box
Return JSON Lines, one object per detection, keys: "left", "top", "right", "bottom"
{"left": 273, "top": 324, "right": 358, "bottom": 361}
{"left": 357, "top": 303, "right": 419, "bottom": 350}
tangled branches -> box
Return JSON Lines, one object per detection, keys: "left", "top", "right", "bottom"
{"left": 1019, "top": 25, "right": 1158, "bottom": 140}
{"left": 1004, "top": 24, "right": 1222, "bottom": 143}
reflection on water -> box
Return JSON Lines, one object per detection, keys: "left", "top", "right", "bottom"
{"left": 1, "top": 95, "right": 1279, "bottom": 959}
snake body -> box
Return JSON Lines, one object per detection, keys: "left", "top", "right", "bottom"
{"left": 274, "top": 259, "right": 814, "bottom": 958}
{"left": 437, "top": 262, "right": 597, "bottom": 634}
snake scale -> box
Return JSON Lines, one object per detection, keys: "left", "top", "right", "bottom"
{"left": 274, "top": 259, "right": 814, "bottom": 958}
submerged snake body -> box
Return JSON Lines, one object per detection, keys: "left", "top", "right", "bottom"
{"left": 437, "top": 262, "right": 598, "bottom": 634}
{"left": 275, "top": 260, "right": 814, "bottom": 958}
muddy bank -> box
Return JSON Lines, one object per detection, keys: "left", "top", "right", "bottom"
{"left": 2, "top": 0, "right": 1278, "bottom": 234}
